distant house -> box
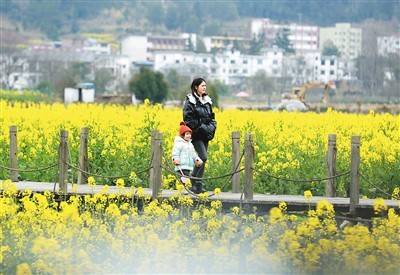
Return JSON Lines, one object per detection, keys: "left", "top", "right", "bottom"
{"left": 153, "top": 48, "right": 283, "bottom": 85}
{"left": 377, "top": 35, "right": 400, "bottom": 56}
{"left": 319, "top": 23, "right": 362, "bottom": 60}
{"left": 251, "top": 18, "right": 319, "bottom": 54}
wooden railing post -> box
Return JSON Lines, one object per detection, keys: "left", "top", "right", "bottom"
{"left": 326, "top": 134, "right": 337, "bottom": 197}
{"left": 150, "top": 130, "right": 162, "bottom": 199}
{"left": 232, "top": 131, "right": 241, "bottom": 193}
{"left": 244, "top": 133, "right": 254, "bottom": 200}
{"left": 9, "top": 126, "right": 18, "bottom": 182}
{"left": 350, "top": 136, "right": 360, "bottom": 216}
{"left": 58, "top": 130, "right": 68, "bottom": 194}
{"left": 78, "top": 127, "right": 89, "bottom": 185}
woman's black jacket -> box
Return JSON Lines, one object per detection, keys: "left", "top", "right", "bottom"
{"left": 183, "top": 93, "right": 217, "bottom": 141}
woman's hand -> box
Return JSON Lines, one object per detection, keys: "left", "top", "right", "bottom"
{"left": 195, "top": 158, "right": 203, "bottom": 167}
{"left": 173, "top": 159, "right": 180, "bottom": 165}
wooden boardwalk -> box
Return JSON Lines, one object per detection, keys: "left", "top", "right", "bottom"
{"left": 12, "top": 181, "right": 399, "bottom": 216}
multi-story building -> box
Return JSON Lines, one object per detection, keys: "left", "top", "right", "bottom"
{"left": 251, "top": 19, "right": 319, "bottom": 54}
{"left": 121, "top": 33, "right": 197, "bottom": 62}
{"left": 282, "top": 52, "right": 339, "bottom": 84}
{"left": 202, "top": 36, "right": 251, "bottom": 52}
{"left": 319, "top": 23, "right": 362, "bottom": 60}
{"left": 377, "top": 35, "right": 400, "bottom": 56}
{"left": 153, "top": 48, "right": 283, "bottom": 85}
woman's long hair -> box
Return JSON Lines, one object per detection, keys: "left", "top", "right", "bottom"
{"left": 190, "top": 78, "right": 206, "bottom": 96}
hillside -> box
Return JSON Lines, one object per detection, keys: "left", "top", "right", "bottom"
{"left": 1, "top": 0, "right": 399, "bottom": 40}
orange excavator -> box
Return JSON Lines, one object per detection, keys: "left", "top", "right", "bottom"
{"left": 292, "top": 80, "right": 336, "bottom": 107}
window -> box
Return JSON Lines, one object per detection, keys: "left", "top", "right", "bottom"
{"left": 257, "top": 59, "right": 262, "bottom": 65}
{"left": 233, "top": 69, "right": 238, "bottom": 73}
{"left": 243, "top": 69, "right": 248, "bottom": 74}
{"left": 175, "top": 60, "right": 180, "bottom": 64}
{"left": 273, "top": 60, "right": 278, "bottom": 65}
{"left": 330, "top": 59, "right": 335, "bottom": 65}
{"left": 321, "top": 70, "right": 325, "bottom": 75}
{"left": 211, "top": 68, "right": 216, "bottom": 73}
{"left": 203, "top": 58, "right": 207, "bottom": 63}
{"left": 330, "top": 70, "right": 335, "bottom": 75}
{"left": 163, "top": 56, "right": 166, "bottom": 60}
{"left": 243, "top": 59, "right": 248, "bottom": 64}
{"left": 321, "top": 60, "right": 325, "bottom": 65}
{"left": 230, "top": 60, "right": 235, "bottom": 64}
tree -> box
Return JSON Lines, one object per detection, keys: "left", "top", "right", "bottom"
{"left": 94, "top": 68, "right": 113, "bottom": 93}
{"left": 144, "top": 1, "right": 165, "bottom": 26}
{"left": 322, "top": 40, "right": 340, "bottom": 56}
{"left": 249, "top": 33, "right": 265, "bottom": 55}
{"left": 247, "top": 70, "right": 275, "bottom": 97}
{"left": 196, "top": 37, "right": 207, "bottom": 53}
{"left": 205, "top": 81, "right": 220, "bottom": 108}
{"left": 128, "top": 68, "right": 168, "bottom": 103}
{"left": 273, "top": 28, "right": 295, "bottom": 54}
{"left": 164, "top": 69, "right": 190, "bottom": 100}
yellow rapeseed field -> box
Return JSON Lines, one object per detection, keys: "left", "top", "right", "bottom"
{"left": 0, "top": 99, "right": 399, "bottom": 197}
{"left": 0, "top": 180, "right": 399, "bottom": 274}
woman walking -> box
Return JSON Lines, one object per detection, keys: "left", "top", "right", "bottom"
{"left": 183, "top": 78, "right": 217, "bottom": 194}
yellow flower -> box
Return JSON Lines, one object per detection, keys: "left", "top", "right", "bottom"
{"left": 16, "top": 263, "right": 32, "bottom": 275}
{"left": 211, "top": 200, "right": 222, "bottom": 210}
{"left": 304, "top": 190, "right": 313, "bottom": 202}
{"left": 214, "top": 188, "right": 221, "bottom": 196}
{"left": 72, "top": 184, "right": 78, "bottom": 193}
{"left": 231, "top": 206, "right": 240, "bottom": 216}
{"left": 392, "top": 187, "right": 400, "bottom": 200}
{"left": 87, "top": 176, "right": 96, "bottom": 186}
{"left": 116, "top": 178, "right": 125, "bottom": 188}
{"left": 373, "top": 198, "right": 387, "bottom": 214}
{"left": 136, "top": 187, "right": 145, "bottom": 198}
{"left": 279, "top": 201, "right": 287, "bottom": 212}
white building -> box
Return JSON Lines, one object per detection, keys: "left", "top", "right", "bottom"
{"left": 153, "top": 48, "right": 283, "bottom": 85}
{"left": 83, "top": 39, "right": 112, "bottom": 55}
{"left": 377, "top": 35, "right": 400, "bottom": 56}
{"left": 319, "top": 23, "right": 362, "bottom": 60}
{"left": 121, "top": 36, "right": 150, "bottom": 62}
{"left": 251, "top": 19, "right": 319, "bottom": 54}
{"left": 202, "top": 36, "right": 251, "bottom": 52}
{"left": 93, "top": 55, "right": 132, "bottom": 91}
{"left": 282, "top": 52, "right": 340, "bottom": 84}
{"left": 121, "top": 33, "right": 197, "bottom": 62}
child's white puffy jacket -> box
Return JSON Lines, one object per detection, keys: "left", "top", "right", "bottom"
{"left": 172, "top": 136, "right": 200, "bottom": 171}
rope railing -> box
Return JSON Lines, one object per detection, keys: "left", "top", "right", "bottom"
{"left": 359, "top": 172, "right": 392, "bottom": 197}
{"left": 253, "top": 167, "right": 351, "bottom": 183}
{"left": 0, "top": 162, "right": 58, "bottom": 172}
{"left": 160, "top": 149, "right": 246, "bottom": 198}
{"left": 66, "top": 162, "right": 153, "bottom": 180}
{"left": 4, "top": 126, "right": 395, "bottom": 216}
{"left": 161, "top": 164, "right": 245, "bottom": 182}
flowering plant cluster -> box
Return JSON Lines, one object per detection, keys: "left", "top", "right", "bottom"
{"left": 1, "top": 180, "right": 399, "bottom": 274}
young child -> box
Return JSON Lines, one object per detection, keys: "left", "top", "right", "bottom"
{"left": 172, "top": 122, "right": 203, "bottom": 183}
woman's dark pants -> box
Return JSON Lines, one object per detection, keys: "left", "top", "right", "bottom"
{"left": 191, "top": 139, "right": 208, "bottom": 193}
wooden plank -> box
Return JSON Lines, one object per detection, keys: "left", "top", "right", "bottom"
{"left": 326, "top": 134, "right": 337, "bottom": 197}
{"left": 9, "top": 126, "right": 18, "bottom": 182}
{"left": 58, "top": 130, "right": 68, "bottom": 195}
{"left": 244, "top": 133, "right": 254, "bottom": 200}
{"left": 150, "top": 130, "right": 162, "bottom": 199}
{"left": 11, "top": 181, "right": 399, "bottom": 208}
{"left": 350, "top": 136, "right": 361, "bottom": 216}
{"left": 231, "top": 131, "right": 241, "bottom": 193}
{"left": 78, "top": 127, "right": 89, "bottom": 185}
